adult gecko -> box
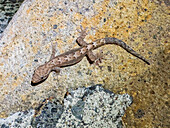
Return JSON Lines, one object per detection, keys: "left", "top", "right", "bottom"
{"left": 31, "top": 28, "right": 150, "bottom": 85}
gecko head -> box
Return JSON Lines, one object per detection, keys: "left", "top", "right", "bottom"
{"left": 31, "top": 64, "right": 52, "bottom": 85}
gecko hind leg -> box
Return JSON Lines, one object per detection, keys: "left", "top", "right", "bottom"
{"left": 76, "top": 26, "right": 88, "bottom": 46}
{"left": 87, "top": 51, "right": 105, "bottom": 66}
{"left": 77, "top": 27, "right": 104, "bottom": 66}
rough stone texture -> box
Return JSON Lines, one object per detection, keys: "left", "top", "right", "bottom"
{"left": 54, "top": 85, "right": 132, "bottom": 128}
{"left": 0, "top": 109, "right": 34, "bottom": 128}
{"left": 0, "top": 0, "right": 24, "bottom": 38}
{"left": 0, "top": 85, "right": 132, "bottom": 128}
{"left": 31, "top": 99, "right": 64, "bottom": 128}
{"left": 0, "top": 0, "right": 169, "bottom": 127}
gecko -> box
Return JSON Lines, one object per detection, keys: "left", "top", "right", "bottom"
{"left": 31, "top": 28, "right": 150, "bottom": 85}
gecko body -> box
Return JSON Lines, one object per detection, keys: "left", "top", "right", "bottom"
{"left": 31, "top": 29, "right": 150, "bottom": 85}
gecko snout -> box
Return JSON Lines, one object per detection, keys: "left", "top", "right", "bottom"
{"left": 31, "top": 65, "right": 51, "bottom": 85}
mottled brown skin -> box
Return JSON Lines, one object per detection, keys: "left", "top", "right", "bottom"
{"left": 31, "top": 29, "right": 150, "bottom": 85}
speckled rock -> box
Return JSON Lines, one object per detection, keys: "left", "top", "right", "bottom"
{"left": 0, "top": 0, "right": 24, "bottom": 38}
{"left": 0, "top": 0, "right": 169, "bottom": 127}
{"left": 0, "top": 109, "right": 34, "bottom": 128}
{"left": 0, "top": 85, "right": 132, "bottom": 128}
{"left": 0, "top": 0, "right": 151, "bottom": 118}
{"left": 31, "top": 100, "right": 64, "bottom": 128}
{"left": 54, "top": 84, "right": 132, "bottom": 128}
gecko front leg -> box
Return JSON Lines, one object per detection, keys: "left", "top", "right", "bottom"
{"left": 50, "top": 42, "right": 57, "bottom": 60}
{"left": 50, "top": 42, "right": 61, "bottom": 74}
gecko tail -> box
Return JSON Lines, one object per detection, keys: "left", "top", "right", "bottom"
{"left": 100, "top": 37, "right": 150, "bottom": 65}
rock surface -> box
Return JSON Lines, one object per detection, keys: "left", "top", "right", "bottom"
{"left": 0, "top": 109, "right": 34, "bottom": 128}
{"left": 0, "top": 0, "right": 24, "bottom": 38}
{"left": 0, "top": 85, "right": 132, "bottom": 128}
{"left": 0, "top": 0, "right": 169, "bottom": 127}
{"left": 0, "top": 0, "right": 146, "bottom": 118}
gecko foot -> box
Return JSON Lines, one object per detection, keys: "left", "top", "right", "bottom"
{"left": 51, "top": 67, "right": 61, "bottom": 82}
{"left": 52, "top": 67, "right": 60, "bottom": 75}
{"left": 77, "top": 26, "right": 88, "bottom": 39}
{"left": 50, "top": 42, "right": 58, "bottom": 60}
{"left": 94, "top": 51, "right": 105, "bottom": 66}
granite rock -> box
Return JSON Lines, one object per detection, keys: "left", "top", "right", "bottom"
{"left": 0, "top": 85, "right": 132, "bottom": 128}
{"left": 0, "top": 0, "right": 24, "bottom": 38}
{"left": 1, "top": 0, "right": 168, "bottom": 127}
